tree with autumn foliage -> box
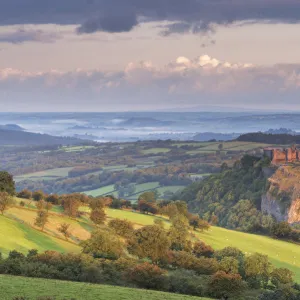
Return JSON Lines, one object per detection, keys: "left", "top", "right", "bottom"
{"left": 0, "top": 191, "right": 15, "bottom": 215}
{"left": 129, "top": 224, "right": 170, "bottom": 263}
{"left": 62, "top": 195, "right": 81, "bottom": 218}
{"left": 34, "top": 210, "right": 48, "bottom": 231}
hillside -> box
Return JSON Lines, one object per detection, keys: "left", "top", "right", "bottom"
{"left": 0, "top": 275, "right": 211, "bottom": 300}
{"left": 0, "top": 215, "right": 80, "bottom": 256}
{"left": 237, "top": 132, "right": 300, "bottom": 144}
{"left": 0, "top": 129, "right": 86, "bottom": 146}
{"left": 262, "top": 164, "right": 300, "bottom": 223}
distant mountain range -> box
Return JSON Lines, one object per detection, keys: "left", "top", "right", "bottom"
{"left": 0, "top": 124, "right": 24, "bottom": 131}
{"left": 0, "top": 129, "right": 88, "bottom": 146}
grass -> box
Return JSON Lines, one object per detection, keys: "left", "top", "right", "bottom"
{"left": 141, "top": 148, "right": 171, "bottom": 154}
{"left": 0, "top": 215, "right": 80, "bottom": 256}
{"left": 15, "top": 167, "right": 73, "bottom": 182}
{"left": 62, "top": 145, "right": 97, "bottom": 152}
{"left": 0, "top": 275, "right": 211, "bottom": 300}
{"left": 6, "top": 207, "right": 93, "bottom": 241}
{"left": 83, "top": 184, "right": 115, "bottom": 197}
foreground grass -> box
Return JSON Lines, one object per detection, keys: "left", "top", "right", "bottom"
{"left": 0, "top": 216, "right": 80, "bottom": 256}
{"left": 0, "top": 275, "right": 212, "bottom": 300}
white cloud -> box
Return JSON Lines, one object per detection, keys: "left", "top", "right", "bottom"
{"left": 1, "top": 54, "right": 300, "bottom": 111}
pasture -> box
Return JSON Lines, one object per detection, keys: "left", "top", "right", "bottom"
{"left": 14, "top": 167, "right": 73, "bottom": 182}
{"left": 0, "top": 215, "right": 80, "bottom": 256}
{"left": 0, "top": 275, "right": 211, "bottom": 300}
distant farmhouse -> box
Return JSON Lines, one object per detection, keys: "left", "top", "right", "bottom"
{"left": 264, "top": 146, "right": 300, "bottom": 164}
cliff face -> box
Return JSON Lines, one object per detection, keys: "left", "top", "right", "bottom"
{"left": 262, "top": 165, "right": 300, "bottom": 223}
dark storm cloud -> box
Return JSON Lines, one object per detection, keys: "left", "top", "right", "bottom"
{"left": 0, "top": 0, "right": 300, "bottom": 34}
{"left": 0, "top": 29, "right": 61, "bottom": 44}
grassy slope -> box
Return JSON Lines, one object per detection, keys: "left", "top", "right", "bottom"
{"left": 0, "top": 275, "right": 211, "bottom": 300}
{"left": 106, "top": 210, "right": 300, "bottom": 282}
{"left": 0, "top": 216, "right": 80, "bottom": 256}
{"left": 3, "top": 201, "right": 299, "bottom": 282}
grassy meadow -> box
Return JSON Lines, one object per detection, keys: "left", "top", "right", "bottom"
{"left": 0, "top": 200, "right": 300, "bottom": 283}
{"left": 0, "top": 275, "right": 211, "bottom": 300}
{"left": 14, "top": 167, "right": 73, "bottom": 182}
{"left": 0, "top": 215, "right": 80, "bottom": 256}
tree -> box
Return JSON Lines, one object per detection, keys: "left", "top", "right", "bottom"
{"left": 188, "top": 214, "right": 210, "bottom": 231}
{"left": 81, "top": 229, "right": 123, "bottom": 259}
{"left": 219, "top": 257, "right": 239, "bottom": 274}
{"left": 208, "top": 271, "right": 245, "bottom": 298}
{"left": 89, "top": 198, "right": 105, "bottom": 211}
{"left": 127, "top": 262, "right": 166, "bottom": 290}
{"left": 138, "top": 200, "right": 158, "bottom": 215}
{"left": 17, "top": 189, "right": 32, "bottom": 199}
{"left": 138, "top": 191, "right": 156, "bottom": 203}
{"left": 193, "top": 241, "right": 214, "bottom": 258}
{"left": 245, "top": 253, "right": 272, "bottom": 288}
{"left": 271, "top": 222, "right": 292, "bottom": 239}
{"left": 108, "top": 218, "right": 134, "bottom": 238}
{"left": 168, "top": 214, "right": 190, "bottom": 251}
{"left": 271, "top": 268, "right": 294, "bottom": 287}
{"left": 0, "top": 192, "right": 14, "bottom": 215}
{"left": 36, "top": 200, "right": 53, "bottom": 212}
{"left": 218, "top": 143, "right": 223, "bottom": 151}
{"left": 45, "top": 194, "right": 59, "bottom": 204}
{"left": 129, "top": 225, "right": 170, "bottom": 263}
{"left": 58, "top": 223, "right": 71, "bottom": 240}
{"left": 90, "top": 208, "right": 106, "bottom": 225}
{"left": 34, "top": 210, "right": 48, "bottom": 231}
{"left": 89, "top": 197, "right": 106, "bottom": 225}
{"left": 62, "top": 195, "right": 81, "bottom": 218}
{"left": 32, "top": 190, "right": 44, "bottom": 201}
{"left": 0, "top": 171, "right": 15, "bottom": 195}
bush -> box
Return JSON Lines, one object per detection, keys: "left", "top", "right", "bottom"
{"left": 208, "top": 271, "right": 246, "bottom": 298}
{"left": 167, "top": 269, "right": 206, "bottom": 296}
{"left": 193, "top": 241, "right": 214, "bottom": 258}
{"left": 126, "top": 262, "right": 167, "bottom": 290}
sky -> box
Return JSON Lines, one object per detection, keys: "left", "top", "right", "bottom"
{"left": 1, "top": 0, "right": 300, "bottom": 112}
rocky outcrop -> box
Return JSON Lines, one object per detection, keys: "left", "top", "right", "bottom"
{"left": 261, "top": 192, "right": 287, "bottom": 222}
{"left": 288, "top": 199, "right": 300, "bottom": 223}
{"left": 262, "top": 165, "right": 300, "bottom": 223}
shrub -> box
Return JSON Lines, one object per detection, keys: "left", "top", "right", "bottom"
{"left": 193, "top": 241, "right": 214, "bottom": 258}
{"left": 126, "top": 262, "right": 167, "bottom": 290}
{"left": 167, "top": 269, "right": 206, "bottom": 296}
{"left": 208, "top": 271, "right": 245, "bottom": 298}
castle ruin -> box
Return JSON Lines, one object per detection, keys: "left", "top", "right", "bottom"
{"left": 264, "top": 146, "right": 300, "bottom": 164}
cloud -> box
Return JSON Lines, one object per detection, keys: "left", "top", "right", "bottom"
{"left": 1, "top": 54, "right": 300, "bottom": 111}
{"left": 0, "top": 28, "right": 61, "bottom": 44}
{"left": 0, "top": 0, "right": 300, "bottom": 35}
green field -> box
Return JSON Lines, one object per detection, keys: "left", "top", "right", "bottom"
{"left": 0, "top": 216, "right": 80, "bottom": 256}
{"left": 0, "top": 275, "right": 210, "bottom": 300}
{"left": 83, "top": 182, "right": 183, "bottom": 200}
{"left": 83, "top": 184, "right": 116, "bottom": 197}
{"left": 62, "top": 145, "right": 97, "bottom": 152}
{"left": 15, "top": 167, "right": 73, "bottom": 182}
{"left": 141, "top": 148, "right": 171, "bottom": 154}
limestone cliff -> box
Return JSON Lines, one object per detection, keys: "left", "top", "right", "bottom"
{"left": 262, "top": 165, "right": 300, "bottom": 223}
